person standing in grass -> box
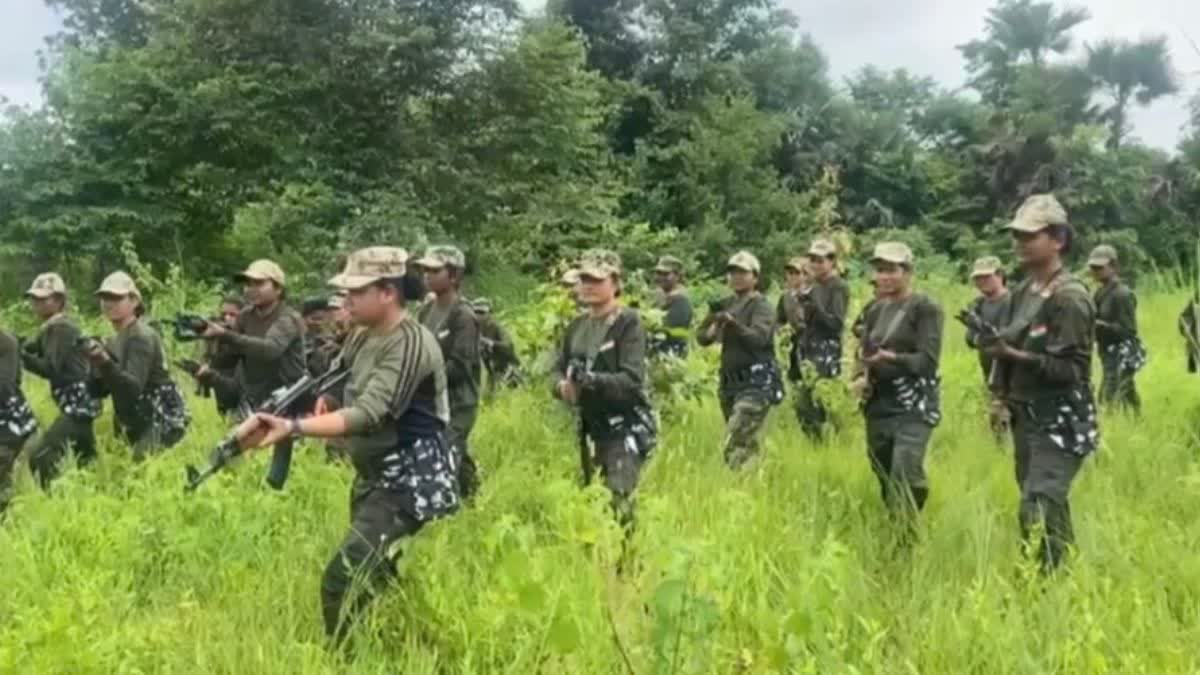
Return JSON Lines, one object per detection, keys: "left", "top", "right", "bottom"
{"left": 1088, "top": 245, "right": 1145, "bottom": 414}
{"left": 986, "top": 194, "right": 1098, "bottom": 573}
{"left": 0, "top": 327, "right": 38, "bottom": 513}
{"left": 697, "top": 251, "right": 782, "bottom": 469}
{"left": 1183, "top": 298, "right": 1199, "bottom": 373}
{"left": 85, "top": 272, "right": 190, "bottom": 458}
{"left": 247, "top": 247, "right": 460, "bottom": 645}
{"left": 778, "top": 257, "right": 810, "bottom": 389}
{"left": 963, "top": 256, "right": 1012, "bottom": 437}
{"left": 187, "top": 296, "right": 243, "bottom": 417}
{"left": 472, "top": 298, "right": 522, "bottom": 393}
{"left": 553, "top": 249, "right": 656, "bottom": 532}
{"left": 416, "top": 245, "right": 483, "bottom": 500}
{"left": 791, "top": 239, "right": 850, "bottom": 440}
{"left": 650, "top": 255, "right": 694, "bottom": 358}
{"left": 851, "top": 242, "right": 944, "bottom": 529}
{"left": 21, "top": 273, "right": 100, "bottom": 488}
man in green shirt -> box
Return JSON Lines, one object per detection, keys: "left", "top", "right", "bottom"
{"left": 416, "top": 245, "right": 482, "bottom": 499}
{"left": 697, "top": 251, "right": 782, "bottom": 469}
{"left": 1088, "top": 245, "right": 1144, "bottom": 414}
{"left": 246, "top": 246, "right": 458, "bottom": 645}
{"left": 650, "top": 255, "right": 694, "bottom": 358}
{"left": 0, "top": 328, "right": 38, "bottom": 513}
{"left": 201, "top": 259, "right": 306, "bottom": 489}
{"left": 986, "top": 194, "right": 1098, "bottom": 573}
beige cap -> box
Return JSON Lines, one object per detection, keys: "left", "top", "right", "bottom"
{"left": 235, "top": 259, "right": 286, "bottom": 286}
{"left": 785, "top": 256, "right": 809, "bottom": 272}
{"left": 654, "top": 255, "right": 684, "bottom": 274}
{"left": 1007, "top": 194, "right": 1068, "bottom": 233}
{"left": 560, "top": 268, "right": 581, "bottom": 286}
{"left": 26, "top": 273, "right": 67, "bottom": 299}
{"left": 726, "top": 250, "right": 761, "bottom": 274}
{"left": 870, "top": 242, "right": 914, "bottom": 266}
{"left": 1087, "top": 245, "right": 1118, "bottom": 267}
{"left": 328, "top": 247, "right": 409, "bottom": 290}
{"left": 970, "top": 256, "right": 1003, "bottom": 278}
{"left": 808, "top": 239, "right": 837, "bottom": 257}
{"left": 578, "top": 249, "right": 622, "bottom": 280}
{"left": 95, "top": 271, "right": 141, "bottom": 300}
{"left": 415, "top": 245, "right": 466, "bottom": 270}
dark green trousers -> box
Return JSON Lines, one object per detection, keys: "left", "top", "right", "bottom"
{"left": 586, "top": 436, "right": 644, "bottom": 531}
{"left": 1099, "top": 359, "right": 1141, "bottom": 414}
{"left": 865, "top": 414, "right": 932, "bottom": 515}
{"left": 0, "top": 439, "right": 24, "bottom": 512}
{"left": 28, "top": 415, "right": 96, "bottom": 489}
{"left": 449, "top": 404, "right": 479, "bottom": 498}
{"left": 1011, "top": 405, "right": 1085, "bottom": 571}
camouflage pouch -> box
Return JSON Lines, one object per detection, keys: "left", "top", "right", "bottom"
{"left": 805, "top": 337, "right": 843, "bottom": 378}
{"left": 51, "top": 381, "right": 102, "bottom": 420}
{"left": 1, "top": 393, "right": 39, "bottom": 440}
{"left": 143, "top": 382, "right": 191, "bottom": 437}
{"left": 1026, "top": 385, "right": 1099, "bottom": 457}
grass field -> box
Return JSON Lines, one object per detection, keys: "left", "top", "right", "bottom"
{"left": 1, "top": 284, "right": 1199, "bottom": 674}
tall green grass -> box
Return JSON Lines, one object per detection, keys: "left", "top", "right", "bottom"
{"left": 1, "top": 285, "right": 1198, "bottom": 674}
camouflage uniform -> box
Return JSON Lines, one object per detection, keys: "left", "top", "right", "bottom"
{"left": 319, "top": 247, "right": 459, "bottom": 643}
{"left": 1088, "top": 246, "right": 1144, "bottom": 413}
{"left": 554, "top": 250, "right": 656, "bottom": 529}
{"left": 1, "top": 329, "right": 38, "bottom": 512}
{"left": 994, "top": 195, "right": 1099, "bottom": 572}
{"left": 21, "top": 274, "right": 100, "bottom": 488}
{"left": 697, "top": 251, "right": 782, "bottom": 468}
{"left": 858, "top": 243, "right": 944, "bottom": 520}
{"left": 416, "top": 245, "right": 482, "bottom": 499}
{"left": 650, "top": 256, "right": 694, "bottom": 358}
{"left": 791, "top": 240, "right": 849, "bottom": 438}
{"left": 963, "top": 256, "right": 1012, "bottom": 436}
{"left": 91, "top": 272, "right": 190, "bottom": 458}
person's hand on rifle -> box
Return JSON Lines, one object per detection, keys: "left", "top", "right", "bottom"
{"left": 862, "top": 348, "right": 897, "bottom": 366}
{"left": 82, "top": 340, "right": 110, "bottom": 366}
{"left": 201, "top": 321, "right": 228, "bottom": 339}
{"left": 984, "top": 339, "right": 1030, "bottom": 362}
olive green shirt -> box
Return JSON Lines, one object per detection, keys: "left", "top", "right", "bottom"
{"left": 478, "top": 314, "right": 519, "bottom": 371}
{"left": 221, "top": 301, "right": 306, "bottom": 406}
{"left": 803, "top": 275, "right": 850, "bottom": 343}
{"left": 97, "top": 318, "right": 172, "bottom": 436}
{"left": 339, "top": 318, "right": 449, "bottom": 467}
{"left": 964, "top": 292, "right": 1012, "bottom": 381}
{"left": 0, "top": 330, "right": 20, "bottom": 401}
{"left": 22, "top": 314, "right": 90, "bottom": 388}
{"left": 1093, "top": 279, "right": 1138, "bottom": 349}
{"left": 417, "top": 297, "right": 481, "bottom": 412}
{"left": 994, "top": 270, "right": 1094, "bottom": 403}
{"left": 861, "top": 293, "right": 944, "bottom": 418}
{"left": 696, "top": 292, "right": 776, "bottom": 377}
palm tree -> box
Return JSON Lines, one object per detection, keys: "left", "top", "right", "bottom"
{"left": 1086, "top": 36, "right": 1179, "bottom": 150}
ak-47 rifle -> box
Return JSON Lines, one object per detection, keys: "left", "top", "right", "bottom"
{"left": 955, "top": 307, "right": 1000, "bottom": 347}
{"left": 184, "top": 363, "right": 350, "bottom": 492}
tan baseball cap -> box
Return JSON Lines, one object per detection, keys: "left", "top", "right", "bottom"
{"left": 654, "top": 255, "right": 684, "bottom": 274}
{"left": 578, "top": 249, "right": 622, "bottom": 280}
{"left": 25, "top": 273, "right": 67, "bottom": 299}
{"left": 1007, "top": 194, "right": 1068, "bottom": 233}
{"left": 727, "top": 250, "right": 761, "bottom": 274}
{"left": 415, "top": 245, "right": 466, "bottom": 270}
{"left": 870, "top": 242, "right": 914, "bottom": 266}
{"left": 560, "top": 268, "right": 581, "bottom": 286}
{"left": 970, "top": 256, "right": 1003, "bottom": 278}
{"left": 1087, "top": 245, "right": 1118, "bottom": 267}
{"left": 328, "top": 247, "right": 409, "bottom": 290}
{"left": 785, "top": 256, "right": 808, "bottom": 272}
{"left": 235, "top": 259, "right": 286, "bottom": 286}
{"left": 95, "top": 271, "right": 141, "bottom": 300}
{"left": 808, "top": 239, "right": 837, "bottom": 257}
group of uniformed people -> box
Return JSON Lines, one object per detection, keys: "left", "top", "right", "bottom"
{"left": 0, "top": 192, "right": 1196, "bottom": 645}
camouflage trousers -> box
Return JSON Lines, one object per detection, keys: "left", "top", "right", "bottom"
{"left": 322, "top": 481, "right": 425, "bottom": 644}
{"left": 865, "top": 414, "right": 932, "bottom": 518}
{"left": 0, "top": 439, "right": 25, "bottom": 513}
{"left": 583, "top": 435, "right": 646, "bottom": 531}
{"left": 28, "top": 415, "right": 97, "bottom": 489}
{"left": 1011, "top": 405, "right": 1085, "bottom": 572}
{"left": 720, "top": 392, "right": 772, "bottom": 469}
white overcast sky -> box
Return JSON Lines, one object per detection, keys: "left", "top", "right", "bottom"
{"left": 3, "top": 0, "right": 1197, "bottom": 150}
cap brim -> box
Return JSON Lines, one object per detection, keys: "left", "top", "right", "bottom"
{"left": 327, "top": 274, "right": 379, "bottom": 291}
{"left": 970, "top": 269, "right": 998, "bottom": 278}
{"left": 1087, "top": 258, "right": 1112, "bottom": 267}
{"left": 234, "top": 271, "right": 269, "bottom": 282}
{"left": 25, "top": 289, "right": 55, "bottom": 299}
{"left": 415, "top": 257, "right": 446, "bottom": 269}
{"left": 1005, "top": 220, "right": 1049, "bottom": 233}
{"left": 578, "top": 266, "right": 616, "bottom": 280}
{"left": 726, "top": 264, "right": 756, "bottom": 273}
{"left": 653, "top": 266, "right": 674, "bottom": 273}
{"left": 870, "top": 256, "right": 908, "bottom": 265}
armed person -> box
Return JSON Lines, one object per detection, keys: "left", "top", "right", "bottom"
{"left": 416, "top": 245, "right": 482, "bottom": 499}
{"left": 791, "top": 239, "right": 849, "bottom": 439}
{"left": 302, "top": 295, "right": 340, "bottom": 376}
{"left": 200, "top": 260, "right": 306, "bottom": 490}
{"left": 241, "top": 247, "right": 460, "bottom": 645}
{"left": 649, "top": 256, "right": 694, "bottom": 358}
{"left": 84, "top": 272, "right": 190, "bottom": 457}
{"left": 184, "top": 296, "right": 243, "bottom": 417}
{"left": 1183, "top": 297, "right": 1199, "bottom": 374}
{"left": 697, "top": 251, "right": 783, "bottom": 469}
{"left": 1088, "top": 245, "right": 1144, "bottom": 414}
{"left": 553, "top": 250, "right": 656, "bottom": 532}
{"left": 851, "top": 243, "right": 943, "bottom": 531}
{"left": 472, "top": 298, "right": 522, "bottom": 393}
{"left": 984, "top": 195, "right": 1098, "bottom": 574}
{"left": 777, "top": 257, "right": 810, "bottom": 384}
{"left": 1, "top": 327, "right": 38, "bottom": 514}
{"left": 963, "top": 256, "right": 1012, "bottom": 437}
{"left": 20, "top": 273, "right": 100, "bottom": 488}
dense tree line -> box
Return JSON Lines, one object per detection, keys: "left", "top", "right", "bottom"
{"left": 1, "top": 0, "right": 1197, "bottom": 292}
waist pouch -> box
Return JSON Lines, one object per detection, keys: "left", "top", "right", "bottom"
{"left": 1020, "top": 385, "right": 1100, "bottom": 457}
{"left": 584, "top": 405, "right": 658, "bottom": 460}
{"left": 1103, "top": 338, "right": 1147, "bottom": 375}
{"left": 870, "top": 375, "right": 942, "bottom": 427}
{"left": 721, "top": 362, "right": 785, "bottom": 406}
{"left": 52, "top": 381, "right": 101, "bottom": 420}
{"left": 1, "top": 392, "right": 39, "bottom": 440}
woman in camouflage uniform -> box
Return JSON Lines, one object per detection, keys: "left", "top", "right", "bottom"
{"left": 21, "top": 273, "right": 100, "bottom": 487}
{"left": 553, "top": 249, "right": 656, "bottom": 531}
{"left": 85, "top": 272, "right": 190, "bottom": 458}
{"left": 1, "top": 328, "right": 38, "bottom": 512}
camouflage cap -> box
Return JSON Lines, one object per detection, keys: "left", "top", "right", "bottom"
{"left": 302, "top": 295, "right": 333, "bottom": 316}
{"left": 328, "top": 247, "right": 409, "bottom": 290}
{"left": 870, "top": 242, "right": 914, "bottom": 266}
{"left": 1087, "top": 244, "right": 1118, "bottom": 267}
{"left": 577, "top": 249, "right": 622, "bottom": 280}
{"left": 970, "top": 256, "right": 1003, "bottom": 278}
{"left": 560, "top": 268, "right": 581, "bottom": 286}
{"left": 472, "top": 297, "right": 493, "bottom": 314}
{"left": 25, "top": 272, "right": 67, "bottom": 299}
{"left": 654, "top": 255, "right": 684, "bottom": 274}
{"left": 808, "top": 239, "right": 838, "bottom": 257}
{"left": 235, "top": 259, "right": 286, "bottom": 286}
{"left": 1007, "top": 194, "right": 1068, "bottom": 233}
{"left": 726, "top": 250, "right": 761, "bottom": 274}
{"left": 415, "top": 245, "right": 466, "bottom": 270}
{"left": 784, "top": 256, "right": 809, "bottom": 272}
{"left": 95, "top": 271, "right": 141, "bottom": 300}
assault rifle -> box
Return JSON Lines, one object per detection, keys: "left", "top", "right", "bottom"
{"left": 563, "top": 356, "right": 595, "bottom": 486}
{"left": 185, "top": 364, "right": 350, "bottom": 493}
{"left": 154, "top": 313, "right": 212, "bottom": 342}
{"left": 955, "top": 307, "right": 999, "bottom": 347}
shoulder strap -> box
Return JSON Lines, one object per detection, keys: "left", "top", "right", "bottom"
{"left": 876, "top": 295, "right": 917, "bottom": 346}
